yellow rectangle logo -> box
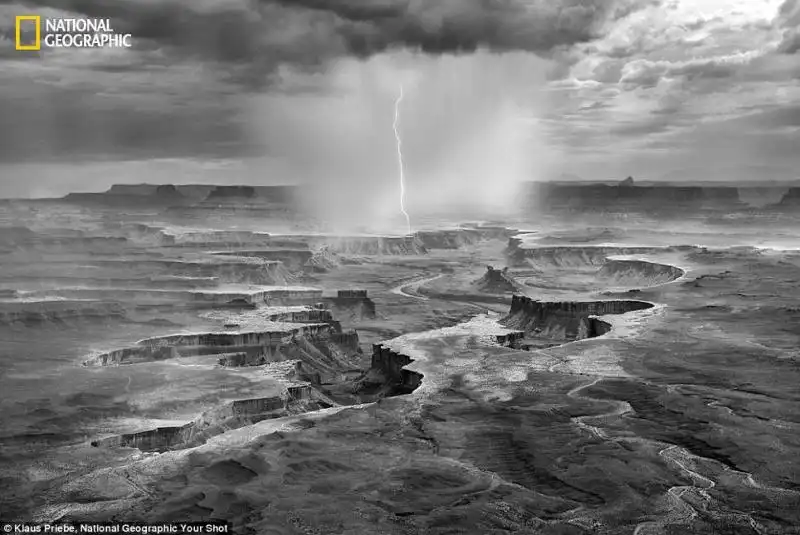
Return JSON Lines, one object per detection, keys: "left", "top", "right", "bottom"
{"left": 15, "top": 15, "right": 41, "bottom": 51}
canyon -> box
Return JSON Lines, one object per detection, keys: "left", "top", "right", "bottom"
{"left": 1, "top": 184, "right": 799, "bottom": 534}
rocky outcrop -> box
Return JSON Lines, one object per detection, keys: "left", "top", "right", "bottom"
{"left": 107, "top": 184, "right": 161, "bottom": 196}
{"left": 264, "top": 287, "right": 325, "bottom": 305}
{"left": 68, "top": 184, "right": 300, "bottom": 206}
{"left": 293, "top": 361, "right": 322, "bottom": 384}
{"left": 214, "top": 249, "right": 313, "bottom": 270}
{"left": 304, "top": 248, "right": 341, "bottom": 273}
{"left": 0, "top": 301, "right": 126, "bottom": 327}
{"left": 369, "top": 344, "right": 423, "bottom": 394}
{"left": 502, "top": 295, "right": 653, "bottom": 341}
{"left": 495, "top": 331, "right": 525, "bottom": 346}
{"left": 167, "top": 231, "right": 273, "bottom": 247}
{"left": 120, "top": 223, "right": 176, "bottom": 246}
{"left": 215, "top": 352, "right": 251, "bottom": 366}
{"left": 205, "top": 186, "right": 256, "bottom": 200}
{"left": 525, "top": 182, "right": 746, "bottom": 213}
{"left": 91, "top": 390, "right": 311, "bottom": 452}
{"left": 505, "top": 242, "right": 666, "bottom": 269}
{"left": 92, "top": 426, "right": 186, "bottom": 452}
{"left": 84, "top": 324, "right": 335, "bottom": 366}
{"left": 476, "top": 266, "right": 518, "bottom": 293}
{"left": 0, "top": 227, "right": 128, "bottom": 252}
{"left": 85, "top": 258, "right": 292, "bottom": 286}
{"left": 463, "top": 225, "right": 519, "bottom": 241}
{"left": 310, "top": 235, "right": 428, "bottom": 256}
{"left": 596, "top": 260, "right": 684, "bottom": 287}
{"left": 330, "top": 331, "right": 360, "bottom": 350}
{"left": 337, "top": 290, "right": 368, "bottom": 299}
{"left": 324, "top": 290, "right": 377, "bottom": 321}
{"left": 208, "top": 329, "right": 362, "bottom": 382}
{"left": 41, "top": 286, "right": 293, "bottom": 308}
{"left": 64, "top": 184, "right": 189, "bottom": 206}
{"left": 526, "top": 181, "right": 800, "bottom": 213}
{"left": 415, "top": 229, "right": 483, "bottom": 249}
{"left": 138, "top": 325, "right": 331, "bottom": 349}
{"left": 267, "top": 309, "right": 337, "bottom": 325}
{"left": 154, "top": 185, "right": 184, "bottom": 200}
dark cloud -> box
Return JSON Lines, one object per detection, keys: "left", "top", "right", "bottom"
{"left": 0, "top": 0, "right": 661, "bottom": 166}
{"left": 776, "top": 0, "right": 800, "bottom": 55}
{"left": 777, "top": 29, "right": 800, "bottom": 55}
{"left": 777, "top": 0, "right": 800, "bottom": 27}
{"left": 3, "top": 0, "right": 660, "bottom": 77}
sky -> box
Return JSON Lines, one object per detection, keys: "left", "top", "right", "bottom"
{"left": 0, "top": 0, "right": 798, "bottom": 203}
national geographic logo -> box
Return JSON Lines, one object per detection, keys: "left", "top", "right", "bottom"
{"left": 15, "top": 15, "right": 132, "bottom": 50}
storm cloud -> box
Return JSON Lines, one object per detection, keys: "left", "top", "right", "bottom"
{"left": 3, "top": 0, "right": 658, "bottom": 81}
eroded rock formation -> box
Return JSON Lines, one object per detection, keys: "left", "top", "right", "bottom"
{"left": 416, "top": 229, "right": 483, "bottom": 249}
{"left": 476, "top": 266, "right": 518, "bottom": 293}
{"left": 84, "top": 323, "right": 338, "bottom": 367}
{"left": 324, "top": 290, "right": 377, "bottom": 320}
{"left": 597, "top": 259, "right": 684, "bottom": 287}
{"left": 505, "top": 242, "right": 666, "bottom": 269}
{"left": 502, "top": 295, "right": 653, "bottom": 341}
{"left": 525, "top": 182, "right": 745, "bottom": 213}
{"left": 310, "top": 235, "right": 428, "bottom": 256}
{"left": 91, "top": 387, "right": 333, "bottom": 452}
{"left": 366, "top": 344, "right": 423, "bottom": 395}
{"left": 0, "top": 301, "right": 126, "bottom": 327}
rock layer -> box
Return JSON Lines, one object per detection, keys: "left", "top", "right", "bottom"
{"left": 502, "top": 295, "right": 653, "bottom": 341}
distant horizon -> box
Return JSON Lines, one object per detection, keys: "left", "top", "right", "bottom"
{"left": 5, "top": 178, "right": 800, "bottom": 202}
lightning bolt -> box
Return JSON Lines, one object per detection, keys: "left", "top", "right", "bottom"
{"left": 393, "top": 85, "right": 412, "bottom": 236}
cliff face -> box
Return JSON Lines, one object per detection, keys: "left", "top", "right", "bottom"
{"left": 304, "top": 249, "right": 340, "bottom": 273}
{"left": 263, "top": 288, "right": 325, "bottom": 306}
{"left": 312, "top": 236, "right": 428, "bottom": 256}
{"left": 525, "top": 182, "right": 800, "bottom": 213}
{"left": 0, "top": 227, "right": 128, "bottom": 252}
{"left": 39, "top": 285, "right": 301, "bottom": 307}
{"left": 505, "top": 243, "right": 662, "bottom": 269}
{"left": 330, "top": 331, "right": 360, "bottom": 350}
{"left": 205, "top": 186, "right": 256, "bottom": 200}
{"left": 0, "top": 301, "right": 126, "bottom": 327}
{"left": 214, "top": 249, "right": 313, "bottom": 271}
{"left": 107, "top": 184, "right": 160, "bottom": 196}
{"left": 90, "top": 258, "right": 292, "bottom": 286}
{"left": 502, "top": 295, "right": 653, "bottom": 341}
{"left": 92, "top": 394, "right": 290, "bottom": 452}
{"left": 266, "top": 309, "right": 340, "bottom": 330}
{"left": 167, "top": 230, "right": 273, "bottom": 247}
{"left": 369, "top": 344, "right": 423, "bottom": 394}
{"left": 416, "top": 229, "right": 483, "bottom": 249}
{"left": 527, "top": 183, "right": 745, "bottom": 213}
{"left": 66, "top": 184, "right": 189, "bottom": 206}
{"left": 596, "top": 260, "right": 684, "bottom": 287}
{"left": 324, "top": 296, "right": 377, "bottom": 321}
{"left": 476, "top": 266, "right": 518, "bottom": 293}
{"left": 84, "top": 323, "right": 337, "bottom": 366}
